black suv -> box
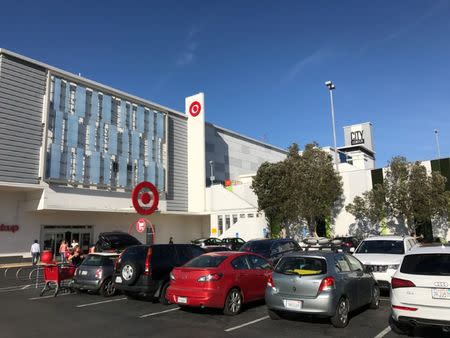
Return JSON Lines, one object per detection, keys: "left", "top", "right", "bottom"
{"left": 113, "top": 244, "right": 204, "bottom": 303}
{"left": 94, "top": 232, "right": 141, "bottom": 253}
{"left": 239, "top": 238, "right": 301, "bottom": 263}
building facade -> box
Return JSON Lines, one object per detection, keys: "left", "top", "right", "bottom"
{"left": 0, "top": 49, "right": 286, "bottom": 259}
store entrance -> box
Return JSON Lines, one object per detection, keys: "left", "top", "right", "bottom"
{"left": 41, "top": 225, "right": 93, "bottom": 259}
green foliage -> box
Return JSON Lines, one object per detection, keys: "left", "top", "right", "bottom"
{"left": 252, "top": 143, "right": 343, "bottom": 238}
{"left": 347, "top": 156, "right": 450, "bottom": 236}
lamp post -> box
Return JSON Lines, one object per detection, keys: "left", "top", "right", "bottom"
{"left": 434, "top": 129, "right": 441, "bottom": 159}
{"left": 325, "top": 81, "right": 338, "bottom": 171}
{"left": 209, "top": 160, "right": 215, "bottom": 186}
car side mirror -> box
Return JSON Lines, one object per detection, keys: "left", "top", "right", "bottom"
{"left": 349, "top": 247, "right": 355, "bottom": 253}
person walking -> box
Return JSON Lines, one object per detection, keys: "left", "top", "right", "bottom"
{"left": 169, "top": 237, "right": 174, "bottom": 244}
{"left": 30, "top": 240, "right": 40, "bottom": 266}
{"left": 71, "top": 239, "right": 79, "bottom": 248}
{"left": 59, "top": 240, "right": 68, "bottom": 263}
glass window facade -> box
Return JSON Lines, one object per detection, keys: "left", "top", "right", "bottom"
{"left": 46, "top": 76, "right": 167, "bottom": 191}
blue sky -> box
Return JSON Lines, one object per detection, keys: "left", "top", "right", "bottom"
{"left": 1, "top": 0, "right": 449, "bottom": 166}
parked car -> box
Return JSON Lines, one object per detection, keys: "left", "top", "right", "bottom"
{"left": 166, "top": 252, "right": 272, "bottom": 315}
{"left": 191, "top": 237, "right": 223, "bottom": 248}
{"left": 265, "top": 251, "right": 379, "bottom": 328}
{"left": 72, "top": 253, "right": 119, "bottom": 297}
{"left": 94, "top": 232, "right": 141, "bottom": 253}
{"left": 113, "top": 244, "right": 205, "bottom": 303}
{"left": 203, "top": 246, "right": 231, "bottom": 253}
{"left": 353, "top": 235, "right": 418, "bottom": 289}
{"left": 332, "top": 236, "right": 360, "bottom": 253}
{"left": 390, "top": 245, "right": 450, "bottom": 335}
{"left": 221, "top": 237, "right": 246, "bottom": 251}
{"left": 240, "top": 238, "right": 301, "bottom": 263}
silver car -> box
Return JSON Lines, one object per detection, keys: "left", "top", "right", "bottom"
{"left": 265, "top": 251, "right": 380, "bottom": 327}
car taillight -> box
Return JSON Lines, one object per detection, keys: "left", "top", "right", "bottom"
{"left": 144, "top": 247, "right": 152, "bottom": 275}
{"left": 343, "top": 242, "right": 352, "bottom": 247}
{"left": 114, "top": 252, "right": 123, "bottom": 271}
{"left": 391, "top": 277, "right": 416, "bottom": 289}
{"left": 197, "top": 273, "right": 223, "bottom": 282}
{"left": 267, "top": 273, "right": 275, "bottom": 288}
{"left": 392, "top": 305, "right": 418, "bottom": 311}
{"left": 319, "top": 276, "right": 335, "bottom": 292}
{"left": 95, "top": 268, "right": 102, "bottom": 279}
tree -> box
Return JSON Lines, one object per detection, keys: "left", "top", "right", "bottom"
{"left": 346, "top": 156, "right": 450, "bottom": 237}
{"left": 252, "top": 143, "right": 343, "bottom": 238}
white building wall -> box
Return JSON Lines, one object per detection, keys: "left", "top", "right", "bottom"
{"left": 0, "top": 190, "right": 208, "bottom": 257}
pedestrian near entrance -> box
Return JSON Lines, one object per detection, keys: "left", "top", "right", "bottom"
{"left": 30, "top": 240, "right": 40, "bottom": 266}
{"left": 71, "top": 239, "right": 79, "bottom": 248}
{"left": 59, "top": 240, "right": 68, "bottom": 263}
{"left": 169, "top": 237, "right": 174, "bottom": 244}
{"left": 68, "top": 245, "right": 84, "bottom": 267}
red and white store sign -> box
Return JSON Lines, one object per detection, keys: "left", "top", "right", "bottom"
{"left": 189, "top": 101, "right": 202, "bottom": 117}
{"left": 136, "top": 218, "right": 147, "bottom": 233}
{"left": 0, "top": 224, "right": 19, "bottom": 233}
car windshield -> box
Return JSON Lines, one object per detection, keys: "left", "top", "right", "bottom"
{"left": 275, "top": 256, "right": 327, "bottom": 276}
{"left": 240, "top": 241, "right": 272, "bottom": 257}
{"left": 102, "top": 234, "right": 141, "bottom": 249}
{"left": 81, "top": 255, "right": 104, "bottom": 266}
{"left": 184, "top": 255, "right": 228, "bottom": 268}
{"left": 400, "top": 254, "right": 450, "bottom": 276}
{"left": 356, "top": 240, "right": 404, "bottom": 254}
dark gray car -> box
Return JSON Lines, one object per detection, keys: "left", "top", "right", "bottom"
{"left": 265, "top": 251, "right": 380, "bottom": 328}
{"left": 72, "top": 253, "right": 119, "bottom": 297}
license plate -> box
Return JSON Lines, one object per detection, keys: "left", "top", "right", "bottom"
{"left": 81, "top": 270, "right": 88, "bottom": 276}
{"left": 283, "top": 299, "right": 302, "bottom": 310}
{"left": 115, "top": 276, "right": 122, "bottom": 283}
{"left": 177, "top": 296, "right": 187, "bottom": 304}
{"left": 431, "top": 288, "right": 450, "bottom": 299}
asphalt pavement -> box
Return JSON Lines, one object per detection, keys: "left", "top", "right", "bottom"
{"left": 0, "top": 267, "right": 448, "bottom": 338}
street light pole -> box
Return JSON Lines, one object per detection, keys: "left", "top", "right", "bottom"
{"left": 209, "top": 161, "right": 215, "bottom": 185}
{"left": 325, "top": 81, "right": 338, "bottom": 171}
{"left": 434, "top": 129, "right": 441, "bottom": 159}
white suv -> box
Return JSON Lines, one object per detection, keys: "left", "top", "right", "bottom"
{"left": 353, "top": 235, "right": 417, "bottom": 289}
{"left": 390, "top": 245, "right": 450, "bottom": 334}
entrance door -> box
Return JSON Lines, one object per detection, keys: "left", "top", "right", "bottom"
{"left": 41, "top": 225, "right": 93, "bottom": 256}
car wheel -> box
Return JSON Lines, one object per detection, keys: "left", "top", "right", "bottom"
{"left": 158, "top": 281, "right": 171, "bottom": 305}
{"left": 369, "top": 285, "right": 380, "bottom": 309}
{"left": 331, "top": 297, "right": 350, "bottom": 328}
{"left": 389, "top": 316, "right": 412, "bottom": 335}
{"left": 268, "top": 309, "right": 282, "bottom": 320}
{"left": 223, "top": 288, "right": 242, "bottom": 316}
{"left": 121, "top": 261, "right": 140, "bottom": 285}
{"left": 100, "top": 278, "right": 116, "bottom": 297}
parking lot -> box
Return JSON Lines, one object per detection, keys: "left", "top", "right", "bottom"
{"left": 0, "top": 266, "right": 448, "bottom": 338}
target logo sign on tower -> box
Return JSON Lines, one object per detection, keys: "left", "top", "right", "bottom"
{"left": 189, "top": 101, "right": 202, "bottom": 117}
{"left": 131, "top": 181, "right": 159, "bottom": 215}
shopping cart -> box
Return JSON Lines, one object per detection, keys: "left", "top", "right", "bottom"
{"left": 40, "top": 263, "right": 76, "bottom": 297}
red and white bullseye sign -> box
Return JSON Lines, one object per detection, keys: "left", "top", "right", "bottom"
{"left": 131, "top": 181, "right": 159, "bottom": 215}
{"left": 189, "top": 101, "right": 202, "bottom": 117}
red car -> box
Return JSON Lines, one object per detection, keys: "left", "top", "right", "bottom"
{"left": 166, "top": 252, "right": 272, "bottom": 315}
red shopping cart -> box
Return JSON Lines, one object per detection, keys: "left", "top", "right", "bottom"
{"left": 40, "top": 263, "right": 76, "bottom": 297}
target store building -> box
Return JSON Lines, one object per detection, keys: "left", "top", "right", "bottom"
{"left": 0, "top": 49, "right": 286, "bottom": 260}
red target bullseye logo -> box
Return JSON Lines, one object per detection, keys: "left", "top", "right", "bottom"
{"left": 189, "top": 101, "right": 202, "bottom": 117}
{"left": 132, "top": 181, "right": 159, "bottom": 215}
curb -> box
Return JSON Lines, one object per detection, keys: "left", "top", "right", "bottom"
{"left": 0, "top": 262, "right": 44, "bottom": 269}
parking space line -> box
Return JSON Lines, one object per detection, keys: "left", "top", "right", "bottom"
{"left": 139, "top": 307, "right": 180, "bottom": 318}
{"left": 29, "top": 293, "right": 74, "bottom": 300}
{"left": 373, "top": 326, "right": 391, "bottom": 338}
{"left": 76, "top": 297, "right": 127, "bottom": 308}
{"left": 224, "top": 315, "right": 269, "bottom": 332}
{"left": 0, "top": 283, "right": 46, "bottom": 293}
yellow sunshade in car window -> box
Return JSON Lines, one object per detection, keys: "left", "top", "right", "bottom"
{"left": 287, "top": 269, "right": 322, "bottom": 275}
